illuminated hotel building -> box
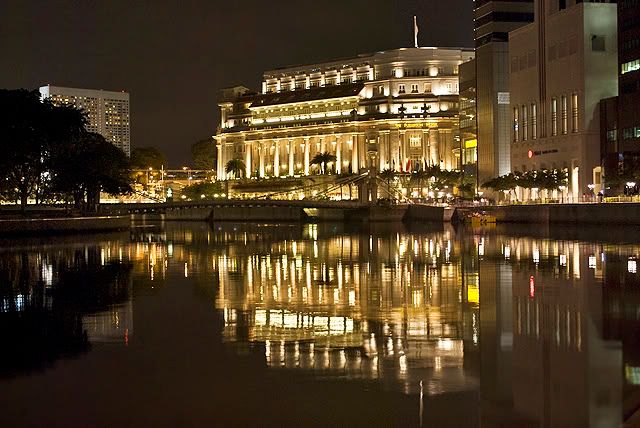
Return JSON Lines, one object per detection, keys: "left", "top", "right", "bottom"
{"left": 215, "top": 47, "right": 474, "bottom": 180}
{"left": 39, "top": 85, "right": 131, "bottom": 156}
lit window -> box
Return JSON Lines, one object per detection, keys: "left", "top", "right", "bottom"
{"left": 530, "top": 103, "right": 537, "bottom": 140}
{"left": 513, "top": 107, "right": 519, "bottom": 142}
{"left": 571, "top": 93, "right": 578, "bottom": 132}
{"left": 621, "top": 59, "right": 640, "bottom": 75}
{"left": 398, "top": 84, "right": 405, "bottom": 94}
{"left": 522, "top": 105, "right": 528, "bottom": 141}
{"left": 551, "top": 98, "right": 558, "bottom": 136}
{"left": 561, "top": 95, "right": 568, "bottom": 135}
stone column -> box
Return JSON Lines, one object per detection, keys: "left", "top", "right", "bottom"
{"left": 336, "top": 136, "right": 342, "bottom": 174}
{"left": 399, "top": 130, "right": 406, "bottom": 171}
{"left": 320, "top": 136, "right": 326, "bottom": 154}
{"left": 351, "top": 134, "right": 358, "bottom": 172}
{"left": 288, "top": 139, "right": 294, "bottom": 176}
{"left": 245, "top": 141, "right": 252, "bottom": 178}
{"left": 422, "top": 129, "right": 429, "bottom": 169}
{"left": 304, "top": 137, "right": 310, "bottom": 175}
{"left": 274, "top": 140, "right": 280, "bottom": 177}
{"left": 259, "top": 141, "right": 265, "bottom": 178}
{"left": 359, "top": 133, "right": 366, "bottom": 169}
{"left": 216, "top": 141, "right": 224, "bottom": 180}
{"left": 429, "top": 130, "right": 439, "bottom": 167}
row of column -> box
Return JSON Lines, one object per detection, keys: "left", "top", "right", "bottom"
{"left": 217, "top": 128, "right": 454, "bottom": 180}
{"left": 244, "top": 134, "right": 365, "bottom": 179}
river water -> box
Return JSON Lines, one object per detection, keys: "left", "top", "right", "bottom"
{"left": 0, "top": 221, "right": 639, "bottom": 427}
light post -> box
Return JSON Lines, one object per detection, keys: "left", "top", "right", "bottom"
{"left": 626, "top": 181, "right": 636, "bottom": 198}
{"left": 558, "top": 185, "right": 566, "bottom": 204}
{"left": 148, "top": 167, "right": 153, "bottom": 197}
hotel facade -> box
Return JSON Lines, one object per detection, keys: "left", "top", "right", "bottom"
{"left": 215, "top": 48, "right": 474, "bottom": 181}
{"left": 39, "top": 85, "right": 131, "bottom": 156}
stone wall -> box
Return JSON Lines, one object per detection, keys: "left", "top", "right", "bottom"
{"left": 482, "top": 203, "right": 640, "bottom": 225}
{"left": 0, "top": 216, "right": 130, "bottom": 235}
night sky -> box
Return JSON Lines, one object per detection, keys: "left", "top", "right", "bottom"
{"left": 1, "top": 0, "right": 472, "bottom": 167}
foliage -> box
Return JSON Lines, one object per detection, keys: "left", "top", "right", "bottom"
{"left": 51, "top": 132, "right": 132, "bottom": 209}
{"left": 482, "top": 169, "right": 568, "bottom": 198}
{"left": 180, "top": 182, "right": 224, "bottom": 200}
{"left": 130, "top": 147, "right": 166, "bottom": 170}
{"left": 378, "top": 169, "right": 398, "bottom": 198}
{"left": 225, "top": 158, "right": 246, "bottom": 179}
{"left": 310, "top": 152, "right": 337, "bottom": 174}
{"left": 191, "top": 138, "right": 216, "bottom": 170}
{"left": 0, "top": 88, "right": 131, "bottom": 211}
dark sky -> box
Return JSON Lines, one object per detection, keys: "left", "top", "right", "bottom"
{"left": 1, "top": 0, "right": 472, "bottom": 167}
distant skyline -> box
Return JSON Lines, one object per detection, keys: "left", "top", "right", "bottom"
{"left": 1, "top": 0, "right": 472, "bottom": 166}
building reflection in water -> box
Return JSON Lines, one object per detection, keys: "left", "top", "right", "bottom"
{"left": 215, "top": 223, "right": 480, "bottom": 397}
{"left": 207, "top": 223, "right": 640, "bottom": 426}
{"left": 1, "top": 223, "right": 639, "bottom": 426}
{"left": 0, "top": 235, "right": 134, "bottom": 376}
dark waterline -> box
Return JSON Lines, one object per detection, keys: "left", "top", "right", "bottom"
{"left": 0, "top": 222, "right": 639, "bottom": 427}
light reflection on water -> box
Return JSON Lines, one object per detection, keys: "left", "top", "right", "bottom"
{"left": 0, "top": 223, "right": 639, "bottom": 427}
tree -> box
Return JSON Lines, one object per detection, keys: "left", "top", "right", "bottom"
{"left": 51, "top": 132, "right": 132, "bottom": 210}
{"left": 310, "top": 152, "right": 337, "bottom": 174}
{"left": 379, "top": 169, "right": 398, "bottom": 198}
{"left": 0, "top": 89, "right": 85, "bottom": 209}
{"left": 130, "top": 147, "right": 166, "bottom": 170}
{"left": 180, "top": 182, "right": 225, "bottom": 200}
{"left": 225, "top": 158, "right": 246, "bottom": 179}
{"left": 191, "top": 138, "right": 216, "bottom": 170}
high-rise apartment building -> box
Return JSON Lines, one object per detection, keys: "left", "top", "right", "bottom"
{"left": 509, "top": 0, "right": 617, "bottom": 201}
{"left": 600, "top": 0, "right": 640, "bottom": 187}
{"left": 216, "top": 47, "right": 474, "bottom": 181}
{"left": 39, "top": 85, "right": 131, "bottom": 156}
{"left": 474, "top": 0, "right": 534, "bottom": 186}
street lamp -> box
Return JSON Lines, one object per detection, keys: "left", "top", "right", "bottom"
{"left": 626, "top": 182, "right": 636, "bottom": 197}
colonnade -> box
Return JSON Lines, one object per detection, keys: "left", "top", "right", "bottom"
{"left": 217, "top": 126, "right": 455, "bottom": 180}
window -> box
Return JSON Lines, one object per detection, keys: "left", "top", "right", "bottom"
{"left": 522, "top": 105, "right": 528, "bottom": 141}
{"left": 514, "top": 107, "right": 520, "bottom": 142}
{"left": 561, "top": 95, "right": 568, "bottom": 134}
{"left": 398, "top": 84, "right": 406, "bottom": 94}
{"left": 591, "top": 35, "right": 605, "bottom": 52}
{"left": 551, "top": 98, "right": 558, "bottom": 136}
{"left": 424, "top": 83, "right": 432, "bottom": 93}
{"left": 409, "top": 136, "right": 421, "bottom": 148}
{"left": 606, "top": 130, "right": 617, "bottom": 142}
{"left": 622, "top": 59, "right": 640, "bottom": 75}
{"left": 446, "top": 82, "right": 453, "bottom": 92}
{"left": 411, "top": 84, "right": 418, "bottom": 93}
{"left": 531, "top": 103, "right": 537, "bottom": 140}
{"left": 571, "top": 93, "right": 578, "bottom": 132}
{"left": 377, "top": 85, "right": 384, "bottom": 95}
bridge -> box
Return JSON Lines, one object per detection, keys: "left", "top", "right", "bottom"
{"left": 107, "top": 199, "right": 450, "bottom": 223}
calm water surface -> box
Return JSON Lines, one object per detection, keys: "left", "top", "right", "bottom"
{"left": 1, "top": 222, "right": 639, "bottom": 427}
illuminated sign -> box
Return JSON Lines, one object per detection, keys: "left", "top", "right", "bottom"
{"left": 528, "top": 149, "right": 559, "bottom": 159}
{"left": 467, "top": 286, "right": 479, "bottom": 305}
{"left": 465, "top": 139, "right": 477, "bottom": 149}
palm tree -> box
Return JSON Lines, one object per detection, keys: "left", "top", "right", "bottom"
{"left": 310, "top": 152, "right": 337, "bottom": 175}
{"left": 378, "top": 169, "right": 398, "bottom": 198}
{"left": 225, "top": 158, "right": 246, "bottom": 179}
